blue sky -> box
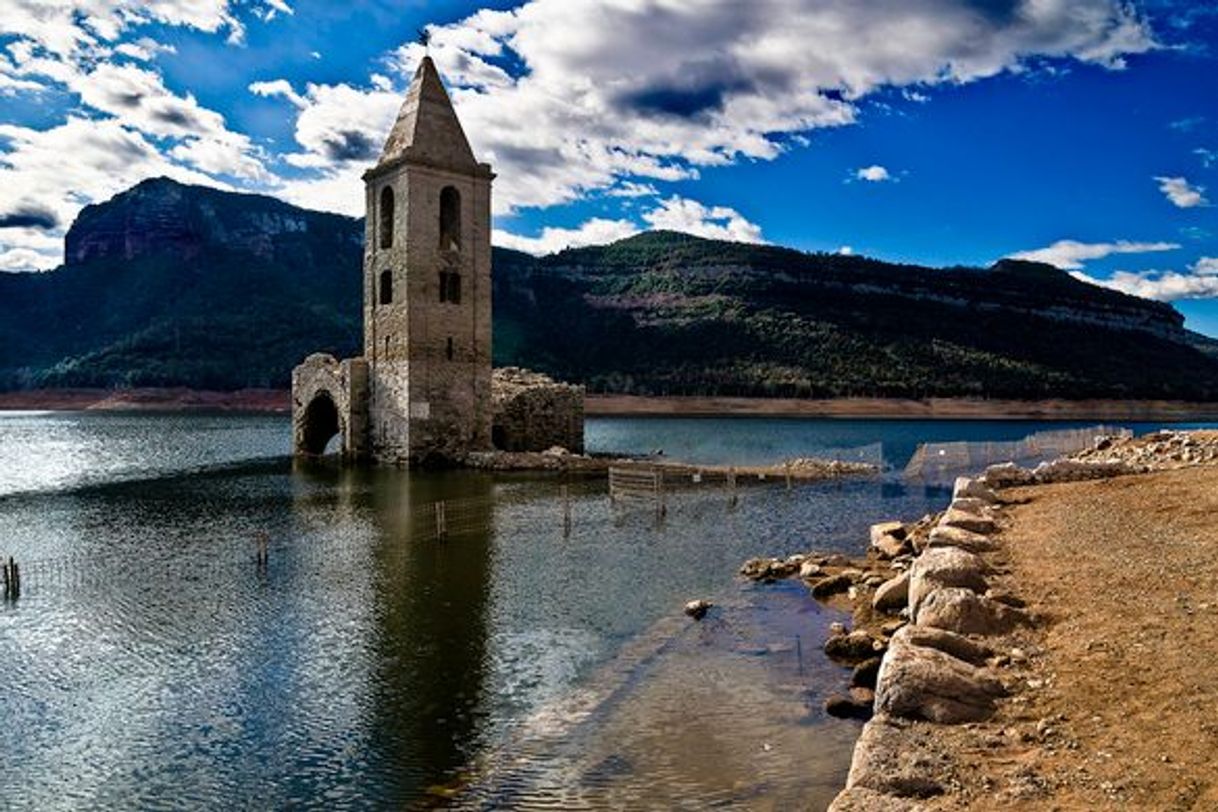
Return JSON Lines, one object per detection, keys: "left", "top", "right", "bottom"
{"left": 2, "top": 1, "right": 1218, "bottom": 335}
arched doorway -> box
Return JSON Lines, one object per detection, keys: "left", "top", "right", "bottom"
{"left": 299, "top": 391, "right": 341, "bottom": 456}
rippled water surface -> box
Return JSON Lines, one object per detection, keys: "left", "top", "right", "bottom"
{"left": 1, "top": 412, "right": 1213, "bottom": 808}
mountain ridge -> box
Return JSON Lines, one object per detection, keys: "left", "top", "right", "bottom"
{"left": 3, "top": 177, "right": 1217, "bottom": 400}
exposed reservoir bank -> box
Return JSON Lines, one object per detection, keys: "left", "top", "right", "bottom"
{"left": 1, "top": 413, "right": 1217, "bottom": 808}
{"left": 6, "top": 387, "right": 1218, "bottom": 423}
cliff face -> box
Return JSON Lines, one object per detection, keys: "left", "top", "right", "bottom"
{"left": 64, "top": 177, "right": 335, "bottom": 264}
{"left": 3, "top": 178, "right": 1218, "bottom": 400}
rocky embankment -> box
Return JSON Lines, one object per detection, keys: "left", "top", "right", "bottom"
{"left": 738, "top": 429, "right": 1218, "bottom": 810}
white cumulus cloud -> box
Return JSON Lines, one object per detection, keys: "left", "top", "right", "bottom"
{"left": 1007, "top": 239, "right": 1181, "bottom": 270}
{"left": 1073, "top": 258, "right": 1218, "bottom": 301}
{"left": 1155, "top": 175, "right": 1209, "bottom": 208}
{"left": 642, "top": 196, "right": 763, "bottom": 243}
{"left": 268, "top": 0, "right": 1155, "bottom": 217}
{"left": 856, "top": 165, "right": 892, "bottom": 182}
{"left": 493, "top": 217, "right": 639, "bottom": 255}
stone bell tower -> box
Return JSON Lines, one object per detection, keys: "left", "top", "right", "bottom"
{"left": 361, "top": 56, "right": 494, "bottom": 464}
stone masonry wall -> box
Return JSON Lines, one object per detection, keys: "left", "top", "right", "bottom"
{"left": 491, "top": 367, "right": 585, "bottom": 453}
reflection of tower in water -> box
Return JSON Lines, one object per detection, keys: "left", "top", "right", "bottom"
{"left": 362, "top": 466, "right": 497, "bottom": 802}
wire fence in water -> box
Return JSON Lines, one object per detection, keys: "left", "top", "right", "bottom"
{"left": 903, "top": 424, "right": 1133, "bottom": 480}
{"left": 1, "top": 449, "right": 886, "bottom": 601}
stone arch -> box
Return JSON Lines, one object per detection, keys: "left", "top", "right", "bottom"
{"left": 379, "top": 185, "right": 395, "bottom": 249}
{"left": 439, "top": 185, "right": 461, "bottom": 250}
{"left": 299, "top": 390, "right": 341, "bottom": 455}
{"left": 292, "top": 353, "right": 358, "bottom": 459}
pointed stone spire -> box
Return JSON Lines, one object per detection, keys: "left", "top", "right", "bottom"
{"left": 377, "top": 56, "right": 479, "bottom": 172}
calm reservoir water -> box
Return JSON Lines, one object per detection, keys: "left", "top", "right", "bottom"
{"left": 1, "top": 412, "right": 1213, "bottom": 808}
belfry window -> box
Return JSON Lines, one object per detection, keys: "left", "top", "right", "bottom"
{"left": 379, "top": 269, "right": 393, "bottom": 305}
{"left": 379, "top": 186, "right": 395, "bottom": 249}
{"left": 439, "top": 186, "right": 461, "bottom": 251}
{"left": 438, "top": 271, "right": 462, "bottom": 304}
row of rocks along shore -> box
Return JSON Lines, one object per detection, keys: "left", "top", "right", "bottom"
{"left": 731, "top": 429, "right": 1218, "bottom": 811}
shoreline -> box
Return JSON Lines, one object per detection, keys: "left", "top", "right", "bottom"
{"left": 585, "top": 394, "right": 1218, "bottom": 421}
{"left": 4, "top": 388, "right": 1218, "bottom": 421}
{"left": 792, "top": 430, "right": 1218, "bottom": 809}
{"left": 0, "top": 387, "right": 291, "bottom": 413}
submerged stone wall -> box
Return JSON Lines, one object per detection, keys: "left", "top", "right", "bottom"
{"left": 491, "top": 367, "right": 585, "bottom": 453}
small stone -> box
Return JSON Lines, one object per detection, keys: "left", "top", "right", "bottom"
{"left": 825, "top": 630, "right": 883, "bottom": 663}
{"left": 799, "top": 560, "right": 824, "bottom": 579}
{"left": 880, "top": 619, "right": 907, "bottom": 636}
{"left": 683, "top": 599, "right": 712, "bottom": 620}
{"left": 825, "top": 693, "right": 873, "bottom": 721}
{"left": 851, "top": 657, "right": 883, "bottom": 689}
{"left": 830, "top": 622, "right": 848, "bottom": 636}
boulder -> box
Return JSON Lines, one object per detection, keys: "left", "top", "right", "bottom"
{"left": 739, "top": 557, "right": 798, "bottom": 581}
{"left": 1032, "top": 458, "right": 1138, "bottom": 483}
{"left": 844, "top": 716, "right": 953, "bottom": 797}
{"left": 872, "top": 571, "right": 910, "bottom": 613}
{"left": 981, "top": 461, "right": 1034, "bottom": 488}
{"left": 799, "top": 560, "right": 823, "bottom": 579}
{"left": 914, "top": 587, "right": 1031, "bottom": 636}
{"left": 947, "top": 497, "right": 992, "bottom": 518}
{"left": 825, "top": 692, "right": 873, "bottom": 720}
{"left": 891, "top": 624, "right": 992, "bottom": 666}
{"left": 811, "top": 572, "right": 854, "bottom": 599}
{"left": 683, "top": 599, "right": 712, "bottom": 620}
{"left": 826, "top": 630, "right": 885, "bottom": 663}
{"left": 937, "top": 508, "right": 997, "bottom": 535}
{"left": 828, "top": 787, "right": 928, "bottom": 812}
{"left": 926, "top": 525, "right": 997, "bottom": 553}
{"left": 953, "top": 476, "right": 999, "bottom": 504}
{"left": 870, "top": 521, "right": 911, "bottom": 559}
{"left": 874, "top": 635, "right": 1006, "bottom": 723}
{"left": 851, "top": 657, "right": 883, "bottom": 689}
{"left": 908, "top": 546, "right": 989, "bottom": 616}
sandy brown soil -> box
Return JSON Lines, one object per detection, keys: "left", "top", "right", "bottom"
{"left": 585, "top": 394, "right": 1218, "bottom": 420}
{"left": 0, "top": 387, "right": 290, "bottom": 412}
{"left": 918, "top": 465, "right": 1218, "bottom": 810}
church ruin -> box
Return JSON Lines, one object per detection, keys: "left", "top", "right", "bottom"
{"left": 292, "top": 57, "right": 584, "bottom": 465}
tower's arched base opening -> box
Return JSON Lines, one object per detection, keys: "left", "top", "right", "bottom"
{"left": 299, "top": 392, "right": 340, "bottom": 456}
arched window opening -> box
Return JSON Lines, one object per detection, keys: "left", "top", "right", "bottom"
{"left": 439, "top": 186, "right": 461, "bottom": 251}
{"left": 438, "top": 271, "right": 462, "bottom": 304}
{"left": 379, "top": 269, "right": 393, "bottom": 305}
{"left": 379, "top": 186, "right": 395, "bottom": 249}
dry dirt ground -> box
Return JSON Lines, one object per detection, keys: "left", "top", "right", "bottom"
{"left": 920, "top": 464, "right": 1218, "bottom": 810}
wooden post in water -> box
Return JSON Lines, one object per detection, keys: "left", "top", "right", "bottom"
{"left": 561, "top": 484, "right": 572, "bottom": 537}
{"left": 656, "top": 469, "right": 667, "bottom": 521}
{"left": 785, "top": 462, "right": 793, "bottom": 492}
{"left": 435, "top": 501, "right": 447, "bottom": 539}
{"left": 255, "top": 531, "right": 269, "bottom": 571}
{"left": 4, "top": 556, "right": 18, "bottom": 600}
{"left": 727, "top": 467, "right": 738, "bottom": 509}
